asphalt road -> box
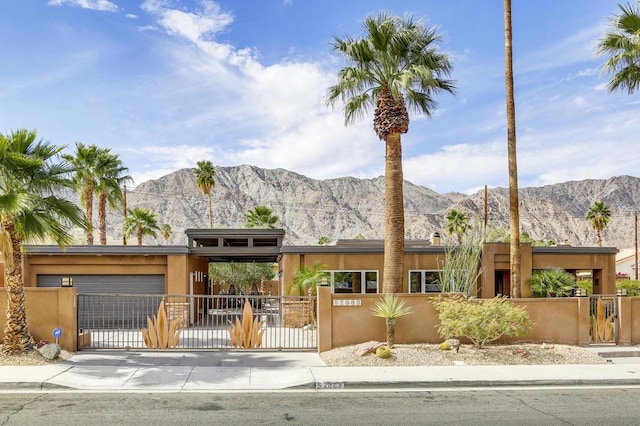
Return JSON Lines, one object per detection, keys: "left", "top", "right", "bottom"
{"left": 1, "top": 387, "right": 638, "bottom": 425}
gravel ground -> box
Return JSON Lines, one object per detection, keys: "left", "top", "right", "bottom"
{"left": 0, "top": 345, "right": 73, "bottom": 366}
{"left": 320, "top": 343, "right": 608, "bottom": 367}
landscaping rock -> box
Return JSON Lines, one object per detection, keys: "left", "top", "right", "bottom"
{"left": 353, "top": 341, "right": 386, "bottom": 356}
{"left": 445, "top": 339, "right": 461, "bottom": 352}
{"left": 37, "top": 343, "right": 61, "bottom": 360}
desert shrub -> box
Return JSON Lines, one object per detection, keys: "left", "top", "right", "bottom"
{"left": 526, "top": 268, "right": 575, "bottom": 297}
{"left": 431, "top": 296, "right": 531, "bottom": 348}
{"left": 617, "top": 280, "right": 640, "bottom": 296}
{"left": 438, "top": 222, "right": 483, "bottom": 297}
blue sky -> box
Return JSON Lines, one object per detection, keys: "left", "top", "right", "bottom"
{"left": 1, "top": 0, "right": 637, "bottom": 194}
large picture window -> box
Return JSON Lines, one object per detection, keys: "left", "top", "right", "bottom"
{"left": 328, "top": 270, "right": 379, "bottom": 294}
{"left": 409, "top": 270, "right": 441, "bottom": 293}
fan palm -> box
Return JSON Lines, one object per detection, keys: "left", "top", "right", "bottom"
{"left": 445, "top": 209, "right": 469, "bottom": 244}
{"left": 194, "top": 160, "right": 215, "bottom": 228}
{"left": 95, "top": 151, "right": 132, "bottom": 245}
{"left": 244, "top": 205, "right": 280, "bottom": 229}
{"left": 327, "top": 13, "right": 455, "bottom": 293}
{"left": 1, "top": 129, "right": 87, "bottom": 354}
{"left": 63, "top": 143, "right": 102, "bottom": 245}
{"left": 288, "top": 262, "right": 328, "bottom": 296}
{"left": 123, "top": 207, "right": 160, "bottom": 246}
{"left": 586, "top": 201, "right": 612, "bottom": 247}
{"left": 160, "top": 223, "right": 172, "bottom": 245}
{"left": 598, "top": 1, "right": 640, "bottom": 94}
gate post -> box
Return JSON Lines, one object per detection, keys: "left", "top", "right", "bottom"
{"left": 317, "top": 286, "right": 332, "bottom": 352}
{"left": 617, "top": 296, "right": 632, "bottom": 345}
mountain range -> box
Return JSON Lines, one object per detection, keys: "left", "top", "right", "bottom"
{"left": 98, "top": 165, "right": 640, "bottom": 249}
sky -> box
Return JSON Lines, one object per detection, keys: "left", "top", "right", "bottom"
{"left": 1, "top": 0, "right": 638, "bottom": 194}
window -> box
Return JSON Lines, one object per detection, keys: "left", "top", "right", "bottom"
{"left": 328, "top": 270, "right": 379, "bottom": 294}
{"left": 409, "top": 270, "right": 441, "bottom": 293}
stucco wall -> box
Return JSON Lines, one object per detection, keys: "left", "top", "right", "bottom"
{"left": 317, "top": 287, "right": 592, "bottom": 352}
{"left": 0, "top": 287, "right": 77, "bottom": 350}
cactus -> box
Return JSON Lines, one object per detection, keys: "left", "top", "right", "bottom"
{"left": 141, "top": 300, "right": 183, "bottom": 349}
{"left": 376, "top": 345, "right": 391, "bottom": 358}
{"left": 229, "top": 299, "right": 265, "bottom": 348}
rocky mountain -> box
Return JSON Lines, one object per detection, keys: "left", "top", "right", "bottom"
{"left": 98, "top": 165, "right": 639, "bottom": 249}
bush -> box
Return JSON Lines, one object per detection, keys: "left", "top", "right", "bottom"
{"left": 526, "top": 268, "right": 575, "bottom": 297}
{"left": 617, "top": 280, "right": 640, "bottom": 296}
{"left": 431, "top": 296, "right": 531, "bottom": 348}
{"left": 577, "top": 279, "right": 593, "bottom": 296}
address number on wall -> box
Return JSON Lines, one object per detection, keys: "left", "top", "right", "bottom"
{"left": 333, "top": 299, "right": 362, "bottom": 306}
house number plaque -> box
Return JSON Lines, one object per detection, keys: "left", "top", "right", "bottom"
{"left": 333, "top": 299, "right": 362, "bottom": 306}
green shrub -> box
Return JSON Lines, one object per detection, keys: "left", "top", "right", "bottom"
{"left": 431, "top": 296, "right": 531, "bottom": 348}
{"left": 526, "top": 268, "right": 575, "bottom": 297}
{"left": 617, "top": 280, "right": 640, "bottom": 296}
{"left": 577, "top": 279, "right": 593, "bottom": 296}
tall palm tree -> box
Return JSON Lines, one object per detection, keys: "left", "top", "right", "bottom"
{"left": 445, "top": 209, "right": 470, "bottom": 245}
{"left": 123, "top": 207, "right": 160, "bottom": 246}
{"left": 1, "top": 129, "right": 86, "bottom": 354}
{"left": 160, "top": 223, "right": 172, "bottom": 245}
{"left": 586, "top": 201, "right": 612, "bottom": 247}
{"left": 194, "top": 160, "right": 215, "bottom": 228}
{"left": 326, "top": 13, "right": 455, "bottom": 293}
{"left": 95, "top": 151, "right": 132, "bottom": 245}
{"left": 504, "top": 0, "right": 522, "bottom": 298}
{"left": 598, "top": 1, "right": 640, "bottom": 94}
{"left": 63, "top": 143, "right": 102, "bottom": 245}
{"left": 244, "top": 205, "right": 280, "bottom": 229}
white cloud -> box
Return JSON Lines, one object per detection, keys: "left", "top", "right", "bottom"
{"left": 125, "top": 13, "right": 137, "bottom": 19}
{"left": 47, "top": 0, "right": 119, "bottom": 12}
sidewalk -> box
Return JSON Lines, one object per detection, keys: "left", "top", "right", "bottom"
{"left": 1, "top": 348, "right": 640, "bottom": 392}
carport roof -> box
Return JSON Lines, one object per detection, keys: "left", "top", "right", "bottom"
{"left": 185, "top": 228, "right": 285, "bottom": 262}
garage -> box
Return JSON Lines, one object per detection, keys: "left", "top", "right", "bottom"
{"left": 38, "top": 274, "right": 166, "bottom": 330}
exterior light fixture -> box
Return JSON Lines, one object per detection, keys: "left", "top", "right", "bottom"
{"left": 61, "top": 277, "right": 73, "bottom": 287}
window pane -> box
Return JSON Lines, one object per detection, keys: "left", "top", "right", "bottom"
{"left": 365, "top": 271, "right": 378, "bottom": 293}
{"left": 334, "top": 272, "right": 354, "bottom": 293}
{"left": 424, "top": 271, "right": 441, "bottom": 292}
{"left": 409, "top": 272, "right": 420, "bottom": 293}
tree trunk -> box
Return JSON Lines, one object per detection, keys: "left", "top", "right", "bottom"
{"left": 2, "top": 220, "right": 33, "bottom": 354}
{"left": 208, "top": 193, "right": 213, "bottom": 228}
{"left": 386, "top": 318, "right": 397, "bottom": 348}
{"left": 84, "top": 180, "right": 94, "bottom": 245}
{"left": 383, "top": 132, "right": 405, "bottom": 294}
{"left": 137, "top": 228, "right": 143, "bottom": 246}
{"left": 597, "top": 230, "right": 602, "bottom": 247}
{"left": 504, "top": 0, "right": 521, "bottom": 298}
{"left": 98, "top": 192, "right": 107, "bottom": 245}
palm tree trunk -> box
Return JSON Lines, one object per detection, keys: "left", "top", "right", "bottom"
{"left": 84, "top": 180, "right": 94, "bottom": 245}
{"left": 386, "top": 318, "right": 396, "bottom": 348}
{"left": 2, "top": 220, "right": 33, "bottom": 354}
{"left": 597, "top": 230, "right": 602, "bottom": 247}
{"left": 137, "top": 228, "right": 143, "bottom": 246}
{"left": 98, "top": 193, "right": 107, "bottom": 245}
{"left": 383, "top": 132, "right": 405, "bottom": 294}
{"left": 208, "top": 193, "right": 213, "bottom": 228}
{"left": 504, "top": 0, "right": 521, "bottom": 298}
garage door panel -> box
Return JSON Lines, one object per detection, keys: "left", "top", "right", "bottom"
{"left": 38, "top": 274, "right": 165, "bottom": 294}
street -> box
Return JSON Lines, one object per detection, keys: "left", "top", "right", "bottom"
{"left": 1, "top": 387, "right": 639, "bottom": 425}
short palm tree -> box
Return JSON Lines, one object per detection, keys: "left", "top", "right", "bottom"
{"left": 244, "top": 205, "right": 279, "bottom": 229}
{"left": 194, "top": 160, "right": 215, "bottom": 228}
{"left": 586, "top": 201, "right": 612, "bottom": 247}
{"left": 63, "top": 143, "right": 102, "bottom": 245}
{"left": 123, "top": 207, "right": 160, "bottom": 246}
{"left": 445, "top": 209, "right": 469, "bottom": 245}
{"left": 160, "top": 223, "right": 172, "bottom": 245}
{"left": 95, "top": 151, "right": 132, "bottom": 245}
{"left": 288, "top": 262, "right": 328, "bottom": 296}
{"left": 370, "top": 294, "right": 412, "bottom": 348}
{"left": 327, "top": 13, "right": 455, "bottom": 293}
{"left": 1, "top": 129, "right": 87, "bottom": 354}
{"left": 598, "top": 1, "right": 640, "bottom": 94}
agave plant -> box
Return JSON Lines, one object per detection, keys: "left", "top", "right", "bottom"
{"left": 370, "top": 294, "right": 412, "bottom": 348}
{"left": 228, "top": 299, "right": 265, "bottom": 348}
{"left": 141, "top": 300, "right": 182, "bottom": 349}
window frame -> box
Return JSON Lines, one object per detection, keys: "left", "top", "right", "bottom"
{"left": 408, "top": 270, "right": 442, "bottom": 293}
{"left": 327, "top": 270, "right": 379, "bottom": 294}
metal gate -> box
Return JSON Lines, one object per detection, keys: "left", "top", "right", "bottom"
{"left": 77, "top": 294, "right": 317, "bottom": 350}
{"left": 589, "top": 295, "right": 618, "bottom": 344}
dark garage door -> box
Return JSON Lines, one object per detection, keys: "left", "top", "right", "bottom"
{"left": 38, "top": 274, "right": 165, "bottom": 329}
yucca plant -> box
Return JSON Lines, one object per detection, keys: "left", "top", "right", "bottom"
{"left": 370, "top": 294, "right": 412, "bottom": 348}
{"left": 228, "top": 299, "right": 265, "bottom": 348}
{"left": 141, "top": 300, "right": 182, "bottom": 349}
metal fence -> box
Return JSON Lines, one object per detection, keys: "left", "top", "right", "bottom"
{"left": 77, "top": 294, "right": 317, "bottom": 350}
{"left": 589, "top": 295, "right": 618, "bottom": 344}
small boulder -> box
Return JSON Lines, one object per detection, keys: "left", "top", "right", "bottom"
{"left": 37, "top": 343, "right": 61, "bottom": 360}
{"left": 353, "top": 341, "right": 386, "bottom": 356}
{"left": 445, "top": 339, "right": 461, "bottom": 352}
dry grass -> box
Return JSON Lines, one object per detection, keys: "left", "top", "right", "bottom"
{"left": 320, "top": 343, "right": 608, "bottom": 367}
